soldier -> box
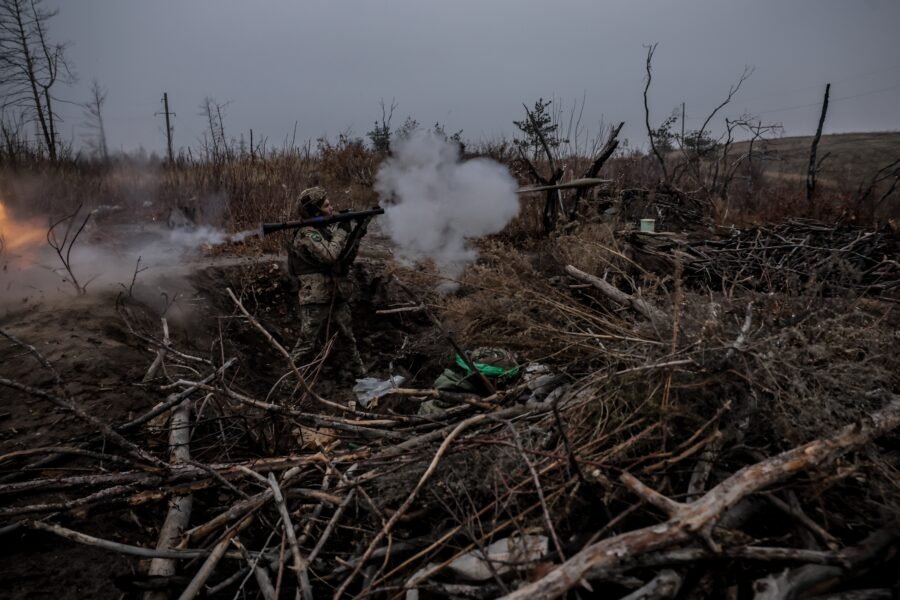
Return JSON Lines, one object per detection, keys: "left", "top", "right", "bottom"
{"left": 286, "top": 186, "right": 369, "bottom": 379}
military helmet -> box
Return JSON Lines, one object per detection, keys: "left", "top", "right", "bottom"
{"left": 294, "top": 186, "right": 328, "bottom": 217}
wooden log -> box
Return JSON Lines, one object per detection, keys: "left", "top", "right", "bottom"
{"left": 268, "top": 472, "right": 313, "bottom": 600}
{"left": 145, "top": 397, "right": 194, "bottom": 600}
{"left": 565, "top": 265, "right": 670, "bottom": 329}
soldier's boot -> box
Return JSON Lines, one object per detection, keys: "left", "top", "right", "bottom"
{"left": 290, "top": 341, "right": 315, "bottom": 368}
{"left": 349, "top": 347, "right": 366, "bottom": 380}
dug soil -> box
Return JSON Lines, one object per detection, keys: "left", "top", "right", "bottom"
{"left": 0, "top": 233, "right": 439, "bottom": 599}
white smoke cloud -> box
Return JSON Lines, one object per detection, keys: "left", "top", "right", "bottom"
{"left": 374, "top": 131, "right": 519, "bottom": 280}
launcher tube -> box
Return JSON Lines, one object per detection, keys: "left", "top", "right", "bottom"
{"left": 260, "top": 207, "right": 384, "bottom": 236}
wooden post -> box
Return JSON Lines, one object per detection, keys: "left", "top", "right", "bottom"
{"left": 806, "top": 83, "right": 830, "bottom": 203}
{"left": 158, "top": 92, "right": 176, "bottom": 163}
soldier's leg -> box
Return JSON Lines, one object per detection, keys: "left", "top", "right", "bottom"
{"left": 332, "top": 302, "right": 365, "bottom": 377}
{"left": 290, "top": 304, "right": 328, "bottom": 366}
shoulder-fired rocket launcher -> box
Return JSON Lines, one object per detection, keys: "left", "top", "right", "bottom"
{"left": 259, "top": 207, "right": 384, "bottom": 237}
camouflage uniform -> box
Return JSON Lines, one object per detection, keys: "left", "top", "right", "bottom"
{"left": 287, "top": 189, "right": 366, "bottom": 377}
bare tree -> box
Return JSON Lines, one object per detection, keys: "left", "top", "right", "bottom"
{"left": 47, "top": 204, "right": 93, "bottom": 295}
{"left": 678, "top": 66, "right": 754, "bottom": 192}
{"left": 0, "top": 108, "right": 29, "bottom": 162}
{"left": 855, "top": 157, "right": 900, "bottom": 213}
{"left": 643, "top": 43, "right": 669, "bottom": 182}
{"left": 366, "top": 97, "right": 397, "bottom": 153}
{"left": 82, "top": 79, "right": 108, "bottom": 162}
{"left": 516, "top": 100, "right": 565, "bottom": 233}
{"left": 516, "top": 99, "right": 622, "bottom": 232}
{"left": 199, "top": 96, "right": 231, "bottom": 163}
{"left": 0, "top": 0, "right": 73, "bottom": 160}
{"left": 715, "top": 117, "right": 782, "bottom": 200}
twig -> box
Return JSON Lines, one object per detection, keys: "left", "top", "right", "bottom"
{"left": 234, "top": 536, "right": 277, "bottom": 600}
{"left": 0, "top": 376, "right": 166, "bottom": 469}
{"left": 28, "top": 520, "right": 210, "bottom": 559}
{"left": 226, "top": 287, "right": 330, "bottom": 408}
{"left": 375, "top": 305, "right": 425, "bottom": 315}
{"left": 337, "top": 407, "right": 525, "bottom": 598}
{"left": 176, "top": 514, "right": 253, "bottom": 600}
{"left": 142, "top": 317, "right": 171, "bottom": 382}
{"left": 267, "top": 472, "right": 313, "bottom": 600}
{"left": 307, "top": 465, "right": 359, "bottom": 564}
{"left": 122, "top": 357, "right": 230, "bottom": 430}
{"left": 502, "top": 419, "right": 565, "bottom": 561}
{"left": 764, "top": 493, "right": 839, "bottom": 551}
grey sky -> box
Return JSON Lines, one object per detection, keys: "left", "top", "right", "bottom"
{"left": 45, "top": 0, "right": 900, "bottom": 155}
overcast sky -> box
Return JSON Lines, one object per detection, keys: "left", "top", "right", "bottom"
{"left": 45, "top": 0, "right": 900, "bottom": 155}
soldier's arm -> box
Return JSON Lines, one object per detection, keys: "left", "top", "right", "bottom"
{"left": 293, "top": 226, "right": 349, "bottom": 266}
{"left": 339, "top": 220, "right": 369, "bottom": 265}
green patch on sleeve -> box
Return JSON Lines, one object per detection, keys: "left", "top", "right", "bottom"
{"left": 307, "top": 231, "right": 323, "bottom": 242}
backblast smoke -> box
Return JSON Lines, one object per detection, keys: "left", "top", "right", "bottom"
{"left": 374, "top": 131, "right": 520, "bottom": 283}
{"left": 0, "top": 199, "right": 238, "bottom": 314}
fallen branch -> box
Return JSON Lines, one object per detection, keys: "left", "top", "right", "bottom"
{"left": 28, "top": 520, "right": 211, "bottom": 559}
{"left": 500, "top": 395, "right": 900, "bottom": 599}
{"left": 565, "top": 265, "right": 670, "bottom": 329}
{"left": 0, "top": 377, "right": 166, "bottom": 469}
{"left": 142, "top": 317, "right": 171, "bottom": 382}
{"left": 176, "top": 515, "right": 253, "bottom": 600}
{"left": 145, "top": 396, "right": 194, "bottom": 600}
{"left": 268, "top": 472, "right": 313, "bottom": 600}
{"left": 336, "top": 406, "right": 534, "bottom": 598}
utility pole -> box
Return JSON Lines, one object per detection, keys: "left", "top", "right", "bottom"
{"left": 155, "top": 93, "right": 176, "bottom": 163}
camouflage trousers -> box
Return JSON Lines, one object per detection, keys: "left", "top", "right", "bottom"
{"left": 290, "top": 302, "right": 365, "bottom": 377}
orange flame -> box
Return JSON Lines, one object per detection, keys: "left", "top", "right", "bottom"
{"left": 0, "top": 200, "right": 46, "bottom": 252}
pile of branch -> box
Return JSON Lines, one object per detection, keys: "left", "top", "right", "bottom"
{"left": 630, "top": 218, "right": 900, "bottom": 297}
{"left": 2, "top": 258, "right": 899, "bottom": 600}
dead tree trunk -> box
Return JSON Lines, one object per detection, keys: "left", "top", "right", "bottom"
{"left": 569, "top": 121, "right": 624, "bottom": 219}
{"left": 644, "top": 43, "right": 668, "bottom": 183}
{"left": 806, "top": 83, "right": 831, "bottom": 203}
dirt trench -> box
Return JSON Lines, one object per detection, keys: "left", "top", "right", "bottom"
{"left": 0, "top": 231, "right": 447, "bottom": 599}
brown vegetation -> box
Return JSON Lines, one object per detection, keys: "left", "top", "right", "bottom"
{"left": 1, "top": 120, "right": 899, "bottom": 600}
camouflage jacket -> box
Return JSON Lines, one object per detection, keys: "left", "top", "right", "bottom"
{"left": 287, "top": 224, "right": 355, "bottom": 305}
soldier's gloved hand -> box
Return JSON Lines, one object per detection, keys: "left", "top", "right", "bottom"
{"left": 332, "top": 225, "right": 350, "bottom": 243}
{"left": 337, "top": 220, "right": 353, "bottom": 233}
{"left": 358, "top": 216, "right": 373, "bottom": 234}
